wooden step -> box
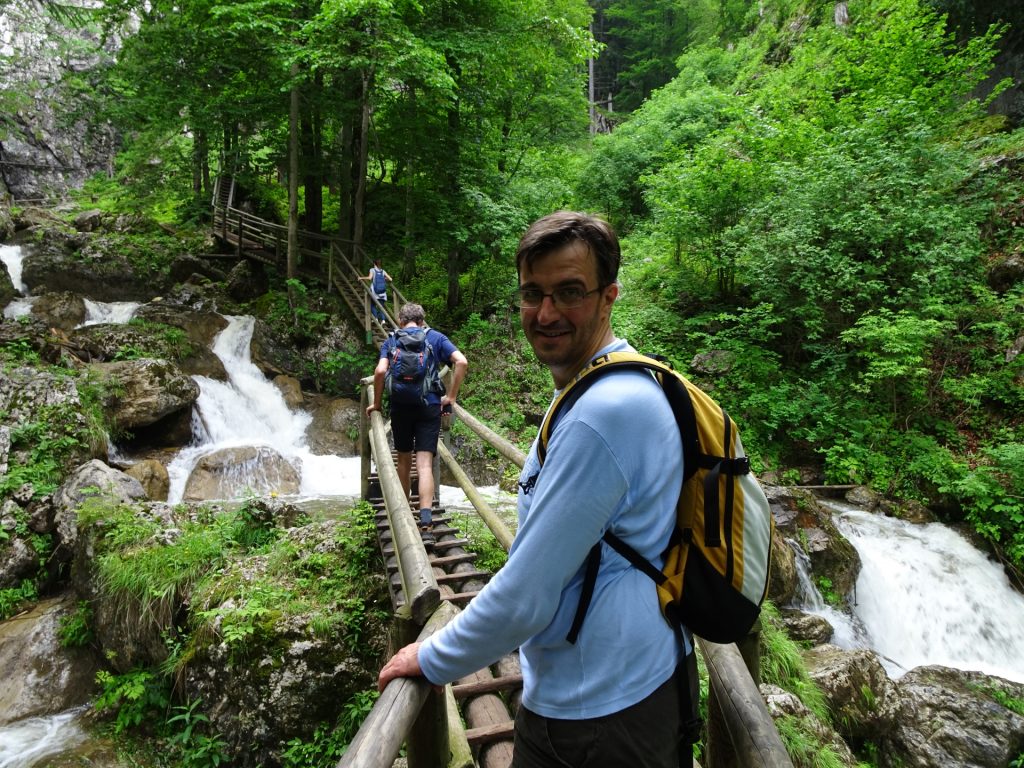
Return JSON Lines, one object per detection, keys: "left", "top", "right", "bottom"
{"left": 464, "top": 721, "right": 515, "bottom": 746}
{"left": 452, "top": 674, "right": 523, "bottom": 700}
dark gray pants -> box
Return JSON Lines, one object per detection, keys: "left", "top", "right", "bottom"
{"left": 510, "top": 664, "right": 690, "bottom": 768}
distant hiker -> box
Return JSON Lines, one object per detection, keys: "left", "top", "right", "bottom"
{"left": 378, "top": 212, "right": 697, "bottom": 767}
{"left": 366, "top": 302, "right": 467, "bottom": 544}
{"left": 359, "top": 258, "right": 392, "bottom": 323}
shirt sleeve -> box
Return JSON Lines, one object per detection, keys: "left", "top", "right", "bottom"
{"left": 417, "top": 415, "right": 628, "bottom": 684}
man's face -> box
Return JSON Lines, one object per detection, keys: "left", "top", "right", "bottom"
{"left": 519, "top": 242, "right": 618, "bottom": 387}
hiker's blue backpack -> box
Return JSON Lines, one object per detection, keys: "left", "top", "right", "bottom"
{"left": 538, "top": 351, "right": 774, "bottom": 645}
{"left": 385, "top": 327, "right": 444, "bottom": 405}
{"left": 371, "top": 267, "right": 387, "bottom": 294}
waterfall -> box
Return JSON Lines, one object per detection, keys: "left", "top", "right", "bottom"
{"left": 165, "top": 315, "right": 361, "bottom": 503}
{"left": 80, "top": 299, "right": 139, "bottom": 326}
{"left": 0, "top": 708, "right": 87, "bottom": 768}
{"left": 813, "top": 499, "right": 1024, "bottom": 683}
{"left": 784, "top": 539, "right": 868, "bottom": 649}
{"left": 0, "top": 244, "right": 27, "bottom": 294}
{"left": 1, "top": 244, "right": 34, "bottom": 320}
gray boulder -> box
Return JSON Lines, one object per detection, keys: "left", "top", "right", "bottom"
{"left": 30, "top": 291, "right": 87, "bottom": 332}
{"left": 88, "top": 358, "right": 200, "bottom": 430}
{"left": 183, "top": 445, "right": 301, "bottom": 501}
{"left": 802, "top": 644, "right": 901, "bottom": 745}
{"left": 880, "top": 666, "right": 1024, "bottom": 768}
{"left": 760, "top": 683, "right": 858, "bottom": 766}
{"left": 304, "top": 395, "right": 361, "bottom": 457}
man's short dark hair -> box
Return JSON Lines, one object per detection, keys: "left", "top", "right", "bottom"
{"left": 515, "top": 211, "right": 621, "bottom": 289}
{"left": 398, "top": 303, "right": 426, "bottom": 325}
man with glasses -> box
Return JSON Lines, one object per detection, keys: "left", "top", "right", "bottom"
{"left": 379, "top": 212, "right": 691, "bottom": 768}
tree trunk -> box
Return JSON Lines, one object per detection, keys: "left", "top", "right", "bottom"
{"left": 352, "top": 69, "right": 372, "bottom": 262}
{"left": 302, "top": 75, "right": 323, "bottom": 237}
{"left": 287, "top": 62, "right": 300, "bottom": 282}
{"left": 337, "top": 120, "right": 353, "bottom": 243}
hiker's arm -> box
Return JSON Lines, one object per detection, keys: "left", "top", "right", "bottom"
{"left": 442, "top": 350, "right": 468, "bottom": 406}
{"left": 366, "top": 357, "right": 389, "bottom": 416}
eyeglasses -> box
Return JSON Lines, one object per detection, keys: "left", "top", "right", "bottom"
{"left": 512, "top": 285, "right": 604, "bottom": 310}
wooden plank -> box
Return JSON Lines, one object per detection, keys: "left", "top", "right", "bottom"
{"left": 442, "top": 591, "right": 480, "bottom": 604}
{"left": 435, "top": 570, "right": 491, "bottom": 585}
{"left": 452, "top": 675, "right": 523, "bottom": 700}
{"left": 428, "top": 552, "right": 478, "bottom": 566}
{"left": 464, "top": 721, "right": 515, "bottom": 746}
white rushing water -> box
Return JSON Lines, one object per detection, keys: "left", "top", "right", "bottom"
{"left": 0, "top": 709, "right": 87, "bottom": 768}
{"left": 0, "top": 244, "right": 34, "bottom": 320}
{"left": 804, "top": 500, "right": 1024, "bottom": 683}
{"left": 165, "top": 315, "right": 362, "bottom": 503}
{"left": 80, "top": 299, "right": 139, "bottom": 326}
{"left": 0, "top": 243, "right": 27, "bottom": 294}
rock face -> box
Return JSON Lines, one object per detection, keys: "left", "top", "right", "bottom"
{"left": 21, "top": 239, "right": 165, "bottom": 302}
{"left": 183, "top": 445, "right": 301, "bottom": 501}
{"left": 180, "top": 520, "right": 388, "bottom": 767}
{"left": 0, "top": 1, "right": 120, "bottom": 199}
{"left": 0, "top": 595, "right": 102, "bottom": 725}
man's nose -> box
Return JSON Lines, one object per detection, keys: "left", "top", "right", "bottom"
{"left": 534, "top": 294, "right": 563, "bottom": 323}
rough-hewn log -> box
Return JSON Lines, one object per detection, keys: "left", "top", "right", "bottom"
{"left": 452, "top": 403, "right": 527, "bottom": 469}
{"left": 367, "top": 397, "right": 438, "bottom": 624}
{"left": 699, "top": 640, "right": 794, "bottom": 768}
{"left": 337, "top": 602, "right": 460, "bottom": 768}
{"left": 439, "top": 439, "right": 515, "bottom": 551}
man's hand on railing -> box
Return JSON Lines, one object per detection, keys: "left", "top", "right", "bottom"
{"left": 378, "top": 641, "right": 441, "bottom": 693}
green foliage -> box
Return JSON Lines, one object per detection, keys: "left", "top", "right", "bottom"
{"left": 94, "top": 668, "right": 171, "bottom": 735}
{"left": 166, "top": 699, "right": 229, "bottom": 768}
{"left": 58, "top": 601, "right": 95, "bottom": 648}
{"left": 0, "top": 580, "right": 39, "bottom": 621}
{"left": 945, "top": 440, "right": 1024, "bottom": 568}
{"left": 815, "top": 577, "right": 841, "bottom": 607}
{"left": 280, "top": 689, "right": 379, "bottom": 768}
{"left": 759, "top": 603, "right": 831, "bottom": 724}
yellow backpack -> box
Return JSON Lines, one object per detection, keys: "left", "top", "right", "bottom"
{"left": 538, "top": 351, "right": 774, "bottom": 644}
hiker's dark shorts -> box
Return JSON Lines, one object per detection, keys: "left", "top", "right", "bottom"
{"left": 511, "top": 662, "right": 687, "bottom": 768}
{"left": 390, "top": 402, "right": 441, "bottom": 455}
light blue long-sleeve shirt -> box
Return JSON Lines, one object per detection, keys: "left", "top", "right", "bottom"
{"left": 418, "top": 338, "right": 688, "bottom": 718}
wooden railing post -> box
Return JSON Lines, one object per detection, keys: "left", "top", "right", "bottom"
{"left": 360, "top": 386, "right": 371, "bottom": 502}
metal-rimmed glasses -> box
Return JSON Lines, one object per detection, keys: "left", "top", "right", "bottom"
{"left": 512, "top": 285, "right": 604, "bottom": 310}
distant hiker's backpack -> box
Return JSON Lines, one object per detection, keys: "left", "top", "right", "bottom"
{"left": 538, "top": 351, "right": 774, "bottom": 645}
{"left": 371, "top": 267, "right": 387, "bottom": 294}
{"left": 385, "top": 327, "right": 444, "bottom": 406}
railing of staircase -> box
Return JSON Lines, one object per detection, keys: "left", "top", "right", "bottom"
{"left": 346, "top": 379, "right": 794, "bottom": 768}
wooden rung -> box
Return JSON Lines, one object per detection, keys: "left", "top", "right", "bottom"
{"left": 429, "top": 552, "right": 478, "bottom": 566}
{"left": 464, "top": 721, "right": 515, "bottom": 746}
{"left": 433, "top": 538, "right": 470, "bottom": 551}
{"left": 442, "top": 590, "right": 480, "bottom": 604}
{"left": 452, "top": 674, "right": 523, "bottom": 700}
{"left": 435, "top": 570, "right": 491, "bottom": 585}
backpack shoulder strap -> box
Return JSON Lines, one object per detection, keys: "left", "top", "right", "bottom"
{"left": 538, "top": 351, "right": 699, "bottom": 479}
{"left": 537, "top": 351, "right": 698, "bottom": 645}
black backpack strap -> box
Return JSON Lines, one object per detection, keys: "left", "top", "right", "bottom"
{"left": 566, "top": 543, "right": 602, "bottom": 644}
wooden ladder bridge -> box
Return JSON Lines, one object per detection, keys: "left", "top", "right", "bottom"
{"left": 211, "top": 176, "right": 795, "bottom": 768}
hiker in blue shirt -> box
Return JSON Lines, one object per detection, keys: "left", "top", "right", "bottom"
{"left": 366, "top": 302, "right": 468, "bottom": 542}
{"left": 359, "top": 258, "right": 392, "bottom": 323}
{"left": 378, "top": 212, "right": 694, "bottom": 767}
